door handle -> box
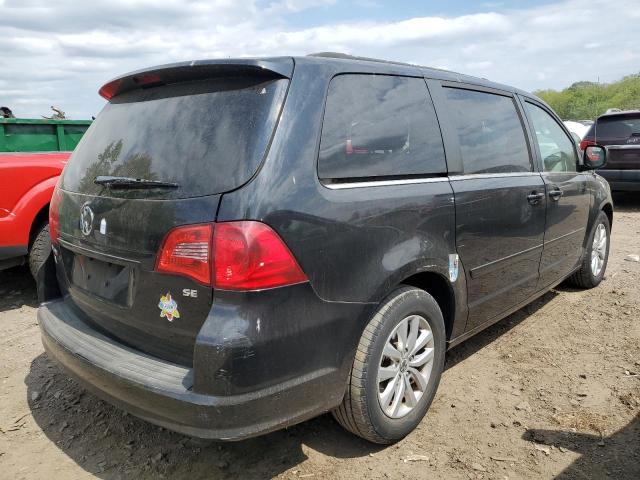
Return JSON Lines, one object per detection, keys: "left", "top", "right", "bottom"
{"left": 549, "top": 188, "right": 564, "bottom": 201}
{"left": 527, "top": 192, "right": 545, "bottom": 205}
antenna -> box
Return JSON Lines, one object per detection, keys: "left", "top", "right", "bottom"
{"left": 594, "top": 76, "right": 599, "bottom": 146}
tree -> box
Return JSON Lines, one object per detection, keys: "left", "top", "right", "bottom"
{"left": 534, "top": 73, "right": 640, "bottom": 120}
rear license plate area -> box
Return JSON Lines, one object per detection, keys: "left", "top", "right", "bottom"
{"left": 64, "top": 250, "right": 133, "bottom": 305}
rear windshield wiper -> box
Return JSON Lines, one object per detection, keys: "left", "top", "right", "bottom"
{"left": 94, "top": 176, "right": 179, "bottom": 189}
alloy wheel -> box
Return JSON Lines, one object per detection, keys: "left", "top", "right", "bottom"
{"left": 590, "top": 223, "right": 607, "bottom": 277}
{"left": 377, "top": 315, "right": 435, "bottom": 418}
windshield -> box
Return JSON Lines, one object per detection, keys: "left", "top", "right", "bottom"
{"left": 61, "top": 76, "right": 288, "bottom": 199}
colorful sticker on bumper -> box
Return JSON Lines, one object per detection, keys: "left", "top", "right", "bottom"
{"left": 158, "top": 293, "right": 180, "bottom": 322}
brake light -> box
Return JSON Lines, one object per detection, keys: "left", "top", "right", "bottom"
{"left": 155, "top": 221, "right": 308, "bottom": 290}
{"left": 213, "top": 221, "right": 307, "bottom": 290}
{"left": 49, "top": 187, "right": 62, "bottom": 245}
{"left": 156, "top": 224, "right": 213, "bottom": 285}
{"left": 580, "top": 139, "right": 597, "bottom": 151}
{"left": 98, "top": 79, "right": 121, "bottom": 100}
{"left": 133, "top": 73, "right": 163, "bottom": 86}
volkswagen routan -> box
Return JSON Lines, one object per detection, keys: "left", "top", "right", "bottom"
{"left": 37, "top": 53, "right": 613, "bottom": 443}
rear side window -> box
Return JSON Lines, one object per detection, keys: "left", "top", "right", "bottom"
{"left": 444, "top": 88, "right": 531, "bottom": 174}
{"left": 61, "top": 76, "right": 288, "bottom": 199}
{"left": 318, "top": 75, "right": 446, "bottom": 180}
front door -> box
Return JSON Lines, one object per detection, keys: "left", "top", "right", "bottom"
{"left": 433, "top": 84, "right": 546, "bottom": 331}
{"left": 522, "top": 100, "right": 591, "bottom": 288}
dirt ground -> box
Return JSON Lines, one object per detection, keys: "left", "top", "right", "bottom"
{"left": 1, "top": 195, "right": 638, "bottom": 480}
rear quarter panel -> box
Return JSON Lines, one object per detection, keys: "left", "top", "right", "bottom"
{"left": 218, "top": 59, "right": 464, "bottom": 333}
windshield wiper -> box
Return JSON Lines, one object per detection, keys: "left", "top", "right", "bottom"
{"left": 94, "top": 176, "right": 179, "bottom": 189}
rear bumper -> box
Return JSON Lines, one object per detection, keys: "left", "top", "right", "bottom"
{"left": 38, "top": 295, "right": 365, "bottom": 440}
{"left": 597, "top": 169, "right": 640, "bottom": 191}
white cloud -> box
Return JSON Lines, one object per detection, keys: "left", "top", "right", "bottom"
{"left": 267, "top": 0, "right": 337, "bottom": 14}
{"left": 0, "top": 0, "right": 637, "bottom": 118}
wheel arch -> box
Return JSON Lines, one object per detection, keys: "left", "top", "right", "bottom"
{"left": 29, "top": 203, "right": 50, "bottom": 247}
{"left": 400, "top": 271, "right": 457, "bottom": 340}
{"left": 0, "top": 175, "right": 58, "bottom": 249}
{"left": 602, "top": 202, "right": 613, "bottom": 231}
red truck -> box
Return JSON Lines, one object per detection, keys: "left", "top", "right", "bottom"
{"left": 0, "top": 118, "right": 91, "bottom": 276}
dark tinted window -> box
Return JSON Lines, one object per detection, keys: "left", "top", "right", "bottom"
{"left": 444, "top": 88, "right": 531, "bottom": 174}
{"left": 318, "top": 75, "right": 446, "bottom": 179}
{"left": 61, "top": 77, "right": 288, "bottom": 199}
{"left": 587, "top": 115, "right": 640, "bottom": 140}
{"left": 525, "top": 102, "right": 577, "bottom": 173}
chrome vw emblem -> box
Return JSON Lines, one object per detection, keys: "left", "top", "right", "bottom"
{"left": 80, "top": 203, "right": 94, "bottom": 236}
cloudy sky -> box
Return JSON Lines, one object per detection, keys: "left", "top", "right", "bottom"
{"left": 1, "top": 0, "right": 637, "bottom": 119}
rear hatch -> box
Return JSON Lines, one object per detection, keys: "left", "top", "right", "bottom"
{"left": 588, "top": 113, "right": 640, "bottom": 170}
{"left": 54, "top": 59, "right": 292, "bottom": 366}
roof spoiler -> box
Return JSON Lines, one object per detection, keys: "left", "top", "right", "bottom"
{"left": 98, "top": 58, "right": 294, "bottom": 100}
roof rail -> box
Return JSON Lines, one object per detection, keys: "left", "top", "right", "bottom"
{"left": 306, "top": 51, "right": 465, "bottom": 78}
{"left": 307, "top": 52, "right": 417, "bottom": 68}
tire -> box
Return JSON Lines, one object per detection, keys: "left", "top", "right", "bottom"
{"left": 332, "top": 286, "right": 446, "bottom": 444}
{"left": 28, "top": 223, "right": 51, "bottom": 279}
{"left": 568, "top": 211, "right": 610, "bottom": 289}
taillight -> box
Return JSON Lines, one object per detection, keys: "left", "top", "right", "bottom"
{"left": 580, "top": 139, "right": 596, "bottom": 151}
{"left": 156, "top": 224, "right": 213, "bottom": 285}
{"left": 49, "top": 187, "right": 62, "bottom": 245}
{"left": 213, "top": 221, "right": 307, "bottom": 290}
{"left": 156, "top": 221, "right": 307, "bottom": 290}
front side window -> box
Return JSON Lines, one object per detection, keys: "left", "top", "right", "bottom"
{"left": 525, "top": 102, "right": 577, "bottom": 173}
{"left": 444, "top": 87, "right": 531, "bottom": 174}
{"left": 318, "top": 74, "right": 446, "bottom": 180}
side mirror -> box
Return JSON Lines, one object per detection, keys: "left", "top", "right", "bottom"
{"left": 582, "top": 145, "right": 606, "bottom": 170}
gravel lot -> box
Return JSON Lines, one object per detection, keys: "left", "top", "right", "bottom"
{"left": 1, "top": 195, "right": 638, "bottom": 480}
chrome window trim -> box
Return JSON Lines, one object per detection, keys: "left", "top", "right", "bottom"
{"left": 323, "top": 177, "right": 449, "bottom": 190}
{"left": 322, "top": 171, "right": 544, "bottom": 189}
{"left": 448, "top": 172, "right": 540, "bottom": 181}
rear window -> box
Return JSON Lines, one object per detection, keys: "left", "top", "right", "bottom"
{"left": 318, "top": 74, "right": 446, "bottom": 180}
{"left": 587, "top": 115, "right": 640, "bottom": 140}
{"left": 61, "top": 76, "right": 288, "bottom": 198}
{"left": 444, "top": 87, "right": 531, "bottom": 174}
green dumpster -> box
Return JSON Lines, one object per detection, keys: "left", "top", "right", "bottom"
{"left": 0, "top": 118, "right": 92, "bottom": 153}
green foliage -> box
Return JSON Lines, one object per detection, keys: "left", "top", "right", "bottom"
{"left": 534, "top": 74, "right": 640, "bottom": 121}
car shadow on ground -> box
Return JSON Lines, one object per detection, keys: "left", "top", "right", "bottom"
{"left": 22, "top": 285, "right": 563, "bottom": 478}
{"left": 25, "top": 352, "right": 383, "bottom": 479}
{"left": 0, "top": 265, "right": 38, "bottom": 313}
{"left": 524, "top": 414, "right": 640, "bottom": 479}
{"left": 612, "top": 192, "right": 640, "bottom": 213}
{"left": 444, "top": 290, "right": 557, "bottom": 370}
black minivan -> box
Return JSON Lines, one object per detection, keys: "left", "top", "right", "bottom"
{"left": 38, "top": 54, "right": 613, "bottom": 444}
